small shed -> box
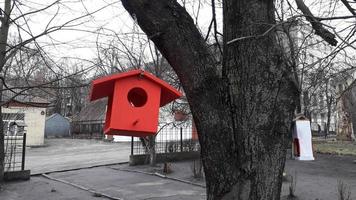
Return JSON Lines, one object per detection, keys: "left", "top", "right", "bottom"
{"left": 2, "top": 88, "right": 49, "bottom": 146}
{"left": 45, "top": 113, "right": 70, "bottom": 138}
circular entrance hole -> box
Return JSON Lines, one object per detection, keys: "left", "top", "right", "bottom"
{"left": 127, "top": 87, "right": 148, "bottom": 107}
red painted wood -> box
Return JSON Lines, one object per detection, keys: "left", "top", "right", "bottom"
{"left": 90, "top": 70, "right": 182, "bottom": 136}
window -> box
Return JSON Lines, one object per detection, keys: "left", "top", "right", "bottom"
{"left": 338, "top": 84, "right": 343, "bottom": 92}
{"left": 320, "top": 113, "right": 325, "bottom": 121}
{"left": 3, "top": 113, "right": 25, "bottom": 120}
{"left": 312, "top": 96, "right": 317, "bottom": 106}
{"left": 319, "top": 95, "right": 324, "bottom": 108}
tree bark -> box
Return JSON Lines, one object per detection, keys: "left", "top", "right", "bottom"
{"left": 0, "top": 0, "right": 11, "bottom": 182}
{"left": 325, "top": 82, "right": 333, "bottom": 137}
{"left": 221, "top": 1, "right": 299, "bottom": 199}
{"left": 343, "top": 87, "right": 356, "bottom": 140}
{"left": 120, "top": 0, "right": 299, "bottom": 199}
{"left": 148, "top": 135, "right": 156, "bottom": 166}
{"left": 295, "top": 0, "right": 337, "bottom": 46}
{"left": 337, "top": 96, "right": 353, "bottom": 141}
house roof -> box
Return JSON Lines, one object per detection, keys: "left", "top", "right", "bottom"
{"left": 2, "top": 88, "right": 49, "bottom": 107}
{"left": 72, "top": 98, "right": 107, "bottom": 122}
{"left": 294, "top": 113, "right": 309, "bottom": 121}
{"left": 46, "top": 113, "right": 68, "bottom": 122}
{"left": 46, "top": 113, "right": 58, "bottom": 121}
{"left": 90, "top": 70, "right": 182, "bottom": 107}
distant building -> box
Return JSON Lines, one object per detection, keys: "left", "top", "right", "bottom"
{"left": 279, "top": 21, "right": 343, "bottom": 135}
{"left": 2, "top": 89, "right": 49, "bottom": 146}
{"left": 71, "top": 98, "right": 106, "bottom": 139}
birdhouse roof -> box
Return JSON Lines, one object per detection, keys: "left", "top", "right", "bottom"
{"left": 90, "top": 70, "right": 182, "bottom": 107}
{"left": 293, "top": 113, "right": 309, "bottom": 121}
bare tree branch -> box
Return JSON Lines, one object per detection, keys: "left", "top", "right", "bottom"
{"left": 295, "top": 0, "right": 337, "bottom": 46}
{"left": 340, "top": 0, "right": 356, "bottom": 16}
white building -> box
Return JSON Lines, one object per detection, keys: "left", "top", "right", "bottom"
{"left": 281, "top": 21, "right": 345, "bottom": 134}
{"left": 2, "top": 90, "right": 49, "bottom": 146}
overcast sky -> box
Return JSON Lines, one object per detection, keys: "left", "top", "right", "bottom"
{"left": 0, "top": 0, "right": 354, "bottom": 72}
{"left": 0, "top": 1, "right": 215, "bottom": 60}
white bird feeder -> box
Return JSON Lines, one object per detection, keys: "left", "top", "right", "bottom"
{"left": 292, "top": 115, "right": 314, "bottom": 161}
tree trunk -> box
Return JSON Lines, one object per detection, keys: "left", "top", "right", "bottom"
{"left": 221, "top": 1, "right": 299, "bottom": 199}
{"left": 337, "top": 96, "right": 353, "bottom": 141}
{"left": 325, "top": 96, "right": 332, "bottom": 137}
{"left": 342, "top": 87, "right": 356, "bottom": 140}
{"left": 324, "top": 80, "right": 333, "bottom": 138}
{"left": 0, "top": 0, "right": 11, "bottom": 182}
{"left": 120, "top": 0, "right": 299, "bottom": 199}
{"left": 148, "top": 135, "right": 156, "bottom": 166}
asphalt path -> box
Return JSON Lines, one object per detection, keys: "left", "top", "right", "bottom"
{"left": 5, "top": 139, "right": 356, "bottom": 200}
{"left": 25, "top": 138, "right": 131, "bottom": 174}
{"left": 282, "top": 153, "right": 356, "bottom": 200}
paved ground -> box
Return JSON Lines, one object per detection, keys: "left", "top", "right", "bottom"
{"left": 1, "top": 165, "right": 206, "bottom": 200}
{"left": 26, "top": 139, "right": 131, "bottom": 174}
{"left": 3, "top": 154, "right": 356, "bottom": 200}
{"left": 2, "top": 139, "right": 356, "bottom": 200}
{"left": 1, "top": 176, "right": 105, "bottom": 200}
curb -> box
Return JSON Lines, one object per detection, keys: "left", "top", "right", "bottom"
{"left": 31, "top": 161, "right": 129, "bottom": 176}
{"left": 42, "top": 173, "right": 123, "bottom": 200}
{"left": 108, "top": 167, "right": 206, "bottom": 188}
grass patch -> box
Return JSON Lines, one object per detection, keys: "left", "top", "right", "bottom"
{"left": 314, "top": 140, "right": 356, "bottom": 156}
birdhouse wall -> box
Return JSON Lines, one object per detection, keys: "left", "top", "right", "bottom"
{"left": 104, "top": 95, "right": 113, "bottom": 131}
{"left": 107, "top": 76, "right": 161, "bottom": 135}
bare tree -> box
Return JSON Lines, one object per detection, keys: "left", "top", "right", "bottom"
{"left": 118, "top": 1, "right": 300, "bottom": 199}
{"left": 117, "top": 0, "right": 356, "bottom": 198}
{"left": 274, "top": 1, "right": 356, "bottom": 139}
{"left": 0, "top": 0, "right": 118, "bottom": 182}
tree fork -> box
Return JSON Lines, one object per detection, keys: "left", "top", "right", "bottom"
{"left": 121, "top": 0, "right": 299, "bottom": 199}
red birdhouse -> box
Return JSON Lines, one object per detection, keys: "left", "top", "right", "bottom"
{"left": 90, "top": 70, "right": 182, "bottom": 137}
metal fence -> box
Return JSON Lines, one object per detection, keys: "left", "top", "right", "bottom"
{"left": 71, "top": 121, "right": 200, "bottom": 155}
{"left": 131, "top": 125, "right": 200, "bottom": 155}
{"left": 71, "top": 120, "right": 105, "bottom": 139}
{"left": 310, "top": 122, "right": 336, "bottom": 136}
{"left": 4, "top": 133, "right": 26, "bottom": 172}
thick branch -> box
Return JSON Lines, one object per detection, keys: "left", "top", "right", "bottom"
{"left": 340, "top": 0, "right": 356, "bottom": 16}
{"left": 120, "top": 0, "right": 220, "bottom": 95}
{"left": 120, "top": 2, "right": 234, "bottom": 197}
{"left": 0, "top": 0, "right": 10, "bottom": 70}
{"left": 295, "top": 0, "right": 337, "bottom": 46}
